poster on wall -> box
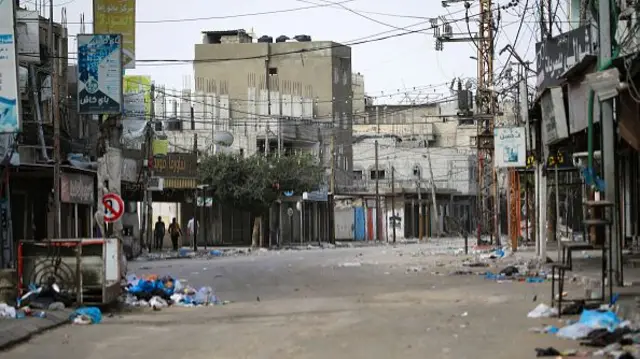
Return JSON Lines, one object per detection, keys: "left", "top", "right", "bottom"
{"left": 123, "top": 75, "right": 152, "bottom": 117}
{"left": 0, "top": 0, "right": 21, "bottom": 133}
{"left": 93, "top": 0, "right": 136, "bottom": 69}
{"left": 77, "top": 34, "right": 123, "bottom": 114}
{"left": 494, "top": 127, "right": 527, "bottom": 168}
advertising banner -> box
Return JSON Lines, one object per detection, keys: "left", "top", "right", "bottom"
{"left": 0, "top": 0, "right": 20, "bottom": 133}
{"left": 77, "top": 34, "right": 123, "bottom": 114}
{"left": 123, "top": 75, "right": 151, "bottom": 117}
{"left": 93, "top": 0, "right": 136, "bottom": 69}
{"left": 494, "top": 127, "right": 527, "bottom": 168}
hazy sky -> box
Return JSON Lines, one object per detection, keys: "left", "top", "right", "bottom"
{"left": 27, "top": 0, "right": 554, "bottom": 103}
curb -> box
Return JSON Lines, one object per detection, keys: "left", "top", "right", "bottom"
{"left": 0, "top": 316, "right": 71, "bottom": 351}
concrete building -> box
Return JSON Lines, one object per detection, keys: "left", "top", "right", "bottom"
{"left": 192, "top": 29, "right": 354, "bottom": 187}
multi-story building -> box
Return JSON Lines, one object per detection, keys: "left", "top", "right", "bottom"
{"left": 191, "top": 29, "right": 354, "bottom": 187}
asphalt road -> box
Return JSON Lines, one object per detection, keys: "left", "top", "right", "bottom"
{"left": 2, "top": 244, "right": 582, "bottom": 359}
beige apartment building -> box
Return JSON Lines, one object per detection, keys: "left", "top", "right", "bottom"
{"left": 193, "top": 29, "right": 353, "bottom": 187}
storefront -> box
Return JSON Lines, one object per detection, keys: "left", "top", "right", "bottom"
{"left": 60, "top": 172, "right": 95, "bottom": 238}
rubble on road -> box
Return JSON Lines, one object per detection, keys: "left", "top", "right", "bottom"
{"left": 123, "top": 274, "right": 230, "bottom": 309}
{"left": 0, "top": 279, "right": 73, "bottom": 320}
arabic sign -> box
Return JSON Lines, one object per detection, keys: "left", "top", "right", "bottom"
{"left": 16, "top": 10, "right": 40, "bottom": 64}
{"left": 123, "top": 75, "right": 151, "bottom": 117}
{"left": 494, "top": 127, "right": 526, "bottom": 168}
{"left": 540, "top": 87, "right": 569, "bottom": 145}
{"left": 77, "top": 34, "right": 123, "bottom": 114}
{"left": 153, "top": 153, "right": 197, "bottom": 178}
{"left": 535, "top": 25, "right": 595, "bottom": 92}
{"left": 121, "top": 157, "right": 138, "bottom": 182}
{"left": 60, "top": 172, "right": 95, "bottom": 205}
{"left": 0, "top": 0, "right": 20, "bottom": 133}
{"left": 93, "top": 0, "right": 136, "bottom": 69}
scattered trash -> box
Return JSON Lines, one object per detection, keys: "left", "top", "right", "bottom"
{"left": 0, "top": 303, "right": 16, "bottom": 318}
{"left": 70, "top": 307, "right": 102, "bottom": 325}
{"left": 340, "top": 262, "right": 362, "bottom": 268}
{"left": 124, "top": 273, "right": 228, "bottom": 308}
{"left": 499, "top": 266, "right": 519, "bottom": 276}
{"left": 527, "top": 303, "right": 558, "bottom": 318}
{"left": 209, "top": 250, "right": 223, "bottom": 257}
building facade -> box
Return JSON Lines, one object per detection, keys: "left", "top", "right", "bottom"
{"left": 192, "top": 30, "right": 354, "bottom": 187}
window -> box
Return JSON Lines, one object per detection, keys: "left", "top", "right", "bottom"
{"left": 413, "top": 165, "right": 421, "bottom": 177}
{"left": 268, "top": 67, "right": 278, "bottom": 75}
{"left": 370, "top": 170, "right": 386, "bottom": 180}
{"left": 353, "top": 170, "right": 363, "bottom": 180}
{"left": 470, "top": 136, "right": 477, "bottom": 146}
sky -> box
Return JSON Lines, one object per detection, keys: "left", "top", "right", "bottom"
{"left": 23, "top": 0, "right": 561, "bottom": 104}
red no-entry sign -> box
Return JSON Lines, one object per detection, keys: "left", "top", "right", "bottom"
{"left": 103, "top": 193, "right": 124, "bottom": 223}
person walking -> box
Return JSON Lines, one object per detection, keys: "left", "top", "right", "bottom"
{"left": 153, "top": 216, "right": 166, "bottom": 251}
{"left": 168, "top": 218, "right": 182, "bottom": 251}
{"left": 187, "top": 217, "right": 198, "bottom": 246}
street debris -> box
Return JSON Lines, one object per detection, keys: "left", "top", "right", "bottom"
{"left": 70, "top": 307, "right": 102, "bottom": 325}
{"left": 339, "top": 262, "right": 362, "bottom": 268}
{"left": 123, "top": 274, "right": 229, "bottom": 309}
{"left": 527, "top": 301, "right": 640, "bottom": 357}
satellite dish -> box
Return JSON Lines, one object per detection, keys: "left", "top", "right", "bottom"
{"left": 213, "top": 131, "right": 234, "bottom": 147}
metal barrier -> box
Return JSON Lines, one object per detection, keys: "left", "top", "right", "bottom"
{"left": 17, "top": 238, "right": 122, "bottom": 305}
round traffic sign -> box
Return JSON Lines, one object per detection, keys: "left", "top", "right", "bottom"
{"left": 103, "top": 193, "right": 125, "bottom": 223}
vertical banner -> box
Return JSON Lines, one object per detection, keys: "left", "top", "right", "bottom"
{"left": 494, "top": 127, "right": 527, "bottom": 168}
{"left": 77, "top": 34, "right": 123, "bottom": 114}
{"left": 0, "top": 0, "right": 20, "bottom": 133}
{"left": 123, "top": 75, "right": 151, "bottom": 117}
{"left": 93, "top": 0, "right": 136, "bottom": 69}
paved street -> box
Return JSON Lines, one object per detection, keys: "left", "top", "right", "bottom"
{"left": 2, "top": 244, "right": 580, "bottom": 358}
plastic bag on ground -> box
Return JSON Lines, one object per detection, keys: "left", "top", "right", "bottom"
{"left": 149, "top": 296, "right": 168, "bottom": 309}
{"left": 70, "top": 307, "right": 102, "bottom": 324}
{"left": 0, "top": 303, "right": 16, "bottom": 318}
{"left": 578, "top": 309, "right": 620, "bottom": 331}
{"left": 194, "top": 287, "right": 213, "bottom": 305}
{"left": 557, "top": 322, "right": 593, "bottom": 339}
{"left": 527, "top": 303, "right": 558, "bottom": 318}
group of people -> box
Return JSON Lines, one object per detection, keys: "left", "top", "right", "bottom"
{"left": 152, "top": 216, "right": 198, "bottom": 251}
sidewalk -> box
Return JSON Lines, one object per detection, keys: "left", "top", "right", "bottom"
{"left": 0, "top": 309, "right": 72, "bottom": 350}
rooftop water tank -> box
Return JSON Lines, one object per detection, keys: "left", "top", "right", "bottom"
{"left": 293, "top": 34, "right": 312, "bottom": 42}
{"left": 275, "top": 35, "right": 290, "bottom": 43}
{"left": 257, "top": 35, "right": 273, "bottom": 43}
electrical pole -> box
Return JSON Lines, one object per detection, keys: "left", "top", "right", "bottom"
{"left": 330, "top": 132, "right": 335, "bottom": 194}
{"left": 193, "top": 133, "right": 198, "bottom": 251}
{"left": 143, "top": 84, "right": 155, "bottom": 251}
{"left": 417, "top": 172, "right": 423, "bottom": 241}
{"left": 424, "top": 137, "right": 439, "bottom": 237}
{"left": 391, "top": 166, "right": 396, "bottom": 243}
{"left": 265, "top": 43, "right": 271, "bottom": 156}
{"left": 50, "top": 0, "right": 61, "bottom": 238}
{"left": 374, "top": 139, "right": 380, "bottom": 242}
{"left": 598, "top": 0, "right": 620, "bottom": 285}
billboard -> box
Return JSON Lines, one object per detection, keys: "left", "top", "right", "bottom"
{"left": 93, "top": 0, "right": 136, "bottom": 69}
{"left": 77, "top": 34, "right": 123, "bottom": 114}
{"left": 123, "top": 75, "right": 151, "bottom": 117}
{"left": 0, "top": 0, "right": 20, "bottom": 133}
{"left": 494, "top": 127, "right": 526, "bottom": 168}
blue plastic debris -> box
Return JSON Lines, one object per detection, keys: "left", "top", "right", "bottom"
{"left": 578, "top": 309, "right": 620, "bottom": 332}
{"left": 70, "top": 307, "right": 102, "bottom": 324}
{"left": 179, "top": 248, "right": 189, "bottom": 257}
{"left": 210, "top": 250, "right": 222, "bottom": 257}
{"left": 526, "top": 277, "right": 545, "bottom": 283}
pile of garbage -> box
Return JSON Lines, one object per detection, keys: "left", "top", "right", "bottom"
{"left": 0, "top": 279, "right": 71, "bottom": 319}
{"left": 528, "top": 302, "right": 640, "bottom": 358}
{"left": 123, "top": 274, "right": 229, "bottom": 309}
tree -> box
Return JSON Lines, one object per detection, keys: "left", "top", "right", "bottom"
{"left": 198, "top": 152, "right": 325, "bottom": 247}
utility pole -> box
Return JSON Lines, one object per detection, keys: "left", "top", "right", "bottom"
{"left": 424, "top": 138, "right": 439, "bottom": 237}
{"left": 598, "top": 0, "right": 620, "bottom": 285}
{"left": 417, "top": 172, "right": 423, "bottom": 241}
{"left": 265, "top": 43, "right": 271, "bottom": 156}
{"left": 391, "top": 166, "right": 396, "bottom": 243}
{"left": 330, "top": 132, "right": 335, "bottom": 194}
{"left": 374, "top": 139, "right": 380, "bottom": 242}
{"left": 193, "top": 133, "right": 198, "bottom": 251}
{"left": 50, "top": 0, "right": 61, "bottom": 238}
{"left": 143, "top": 84, "right": 155, "bottom": 251}
{"left": 547, "top": 0, "right": 553, "bottom": 36}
